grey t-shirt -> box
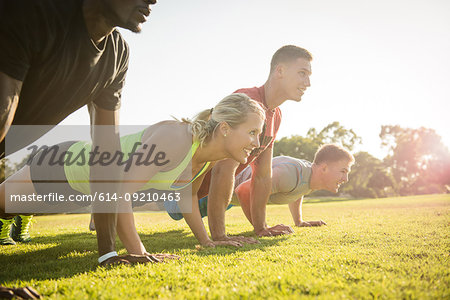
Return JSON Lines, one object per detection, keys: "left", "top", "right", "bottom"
{"left": 232, "top": 156, "right": 312, "bottom": 205}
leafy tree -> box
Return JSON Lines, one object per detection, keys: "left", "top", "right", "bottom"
{"left": 380, "top": 125, "right": 450, "bottom": 195}
{"left": 367, "top": 169, "right": 396, "bottom": 197}
{"left": 306, "top": 121, "right": 361, "bottom": 151}
{"left": 274, "top": 135, "right": 319, "bottom": 161}
{"left": 274, "top": 121, "right": 361, "bottom": 160}
{"left": 339, "top": 151, "right": 394, "bottom": 198}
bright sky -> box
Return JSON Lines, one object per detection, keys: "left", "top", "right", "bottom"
{"left": 61, "top": 0, "right": 450, "bottom": 159}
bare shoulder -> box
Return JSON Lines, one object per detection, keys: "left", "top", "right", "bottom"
{"left": 141, "top": 121, "right": 192, "bottom": 168}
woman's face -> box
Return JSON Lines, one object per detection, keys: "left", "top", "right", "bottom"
{"left": 224, "top": 113, "right": 264, "bottom": 164}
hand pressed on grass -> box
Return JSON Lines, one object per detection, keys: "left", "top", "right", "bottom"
{"left": 203, "top": 239, "right": 243, "bottom": 247}
{"left": 99, "top": 254, "right": 161, "bottom": 266}
{"left": 0, "top": 286, "right": 41, "bottom": 299}
{"left": 255, "top": 224, "right": 294, "bottom": 237}
{"left": 296, "top": 220, "right": 327, "bottom": 227}
{"left": 144, "top": 252, "right": 181, "bottom": 261}
{"left": 212, "top": 235, "right": 259, "bottom": 245}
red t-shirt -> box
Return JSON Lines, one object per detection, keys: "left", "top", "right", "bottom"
{"left": 197, "top": 85, "right": 282, "bottom": 198}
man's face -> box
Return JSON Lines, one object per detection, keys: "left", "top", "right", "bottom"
{"left": 102, "top": 0, "right": 156, "bottom": 33}
{"left": 321, "top": 159, "right": 352, "bottom": 193}
{"left": 279, "top": 57, "right": 312, "bottom": 102}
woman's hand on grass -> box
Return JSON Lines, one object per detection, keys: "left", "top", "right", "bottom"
{"left": 255, "top": 224, "right": 293, "bottom": 237}
{"left": 202, "top": 239, "right": 243, "bottom": 247}
{"left": 213, "top": 235, "right": 260, "bottom": 245}
{"left": 296, "top": 220, "right": 327, "bottom": 227}
{"left": 99, "top": 254, "right": 160, "bottom": 266}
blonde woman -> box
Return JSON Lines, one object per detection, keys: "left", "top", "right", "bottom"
{"left": 0, "top": 93, "right": 265, "bottom": 265}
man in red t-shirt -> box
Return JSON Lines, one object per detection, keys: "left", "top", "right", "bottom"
{"left": 198, "top": 45, "right": 313, "bottom": 243}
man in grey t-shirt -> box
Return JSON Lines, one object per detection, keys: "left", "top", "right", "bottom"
{"left": 232, "top": 144, "right": 354, "bottom": 228}
{"left": 178, "top": 144, "right": 354, "bottom": 230}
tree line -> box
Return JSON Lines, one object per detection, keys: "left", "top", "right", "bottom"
{"left": 273, "top": 122, "right": 450, "bottom": 198}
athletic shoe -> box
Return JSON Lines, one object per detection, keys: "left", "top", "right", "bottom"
{"left": 11, "top": 215, "right": 33, "bottom": 243}
{"left": 0, "top": 218, "right": 16, "bottom": 245}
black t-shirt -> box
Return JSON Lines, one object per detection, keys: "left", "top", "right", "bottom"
{"left": 0, "top": 0, "right": 129, "bottom": 155}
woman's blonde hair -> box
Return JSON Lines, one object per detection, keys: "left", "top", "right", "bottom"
{"left": 182, "top": 93, "right": 266, "bottom": 147}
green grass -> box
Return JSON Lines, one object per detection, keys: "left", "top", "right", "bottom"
{"left": 1, "top": 194, "right": 449, "bottom": 299}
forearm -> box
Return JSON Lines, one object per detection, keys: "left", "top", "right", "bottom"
{"left": 116, "top": 212, "right": 146, "bottom": 255}
{"left": 288, "top": 197, "right": 303, "bottom": 226}
{"left": 89, "top": 104, "right": 121, "bottom": 257}
{"left": 207, "top": 160, "right": 238, "bottom": 240}
{"left": 182, "top": 199, "right": 212, "bottom": 245}
{"left": 93, "top": 213, "right": 117, "bottom": 255}
{"left": 250, "top": 176, "right": 272, "bottom": 232}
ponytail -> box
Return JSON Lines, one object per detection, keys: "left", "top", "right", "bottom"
{"left": 182, "top": 93, "right": 266, "bottom": 147}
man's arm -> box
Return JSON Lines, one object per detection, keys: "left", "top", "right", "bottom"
{"left": 288, "top": 196, "right": 326, "bottom": 227}
{"left": 288, "top": 196, "right": 304, "bottom": 226}
{"left": 249, "top": 146, "right": 273, "bottom": 236}
{"left": 89, "top": 103, "right": 153, "bottom": 264}
{"left": 251, "top": 146, "right": 293, "bottom": 236}
{"left": 0, "top": 71, "right": 22, "bottom": 143}
{"left": 88, "top": 103, "right": 122, "bottom": 257}
{"left": 207, "top": 159, "right": 258, "bottom": 244}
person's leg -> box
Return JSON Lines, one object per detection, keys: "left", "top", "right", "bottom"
{"left": 164, "top": 196, "right": 232, "bottom": 221}
{"left": 0, "top": 166, "right": 36, "bottom": 245}
{"left": 234, "top": 179, "right": 253, "bottom": 225}
{"left": 164, "top": 199, "right": 184, "bottom": 221}
{"left": 89, "top": 214, "right": 96, "bottom": 231}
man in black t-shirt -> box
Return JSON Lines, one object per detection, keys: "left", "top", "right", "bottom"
{"left": 0, "top": 0, "right": 161, "bottom": 266}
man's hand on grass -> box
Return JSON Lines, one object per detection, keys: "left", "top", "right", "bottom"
{"left": 0, "top": 286, "right": 41, "bottom": 299}
{"left": 296, "top": 220, "right": 327, "bottom": 227}
{"left": 144, "top": 253, "right": 181, "bottom": 261}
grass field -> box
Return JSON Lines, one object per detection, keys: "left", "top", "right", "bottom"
{"left": 1, "top": 194, "right": 449, "bottom": 299}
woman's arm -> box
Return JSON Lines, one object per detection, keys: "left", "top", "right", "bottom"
{"left": 116, "top": 211, "right": 147, "bottom": 255}
{"left": 181, "top": 193, "right": 213, "bottom": 246}
{"left": 181, "top": 165, "right": 243, "bottom": 247}
{"left": 115, "top": 125, "right": 188, "bottom": 253}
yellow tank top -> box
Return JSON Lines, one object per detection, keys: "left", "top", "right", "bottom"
{"left": 64, "top": 131, "right": 209, "bottom": 194}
